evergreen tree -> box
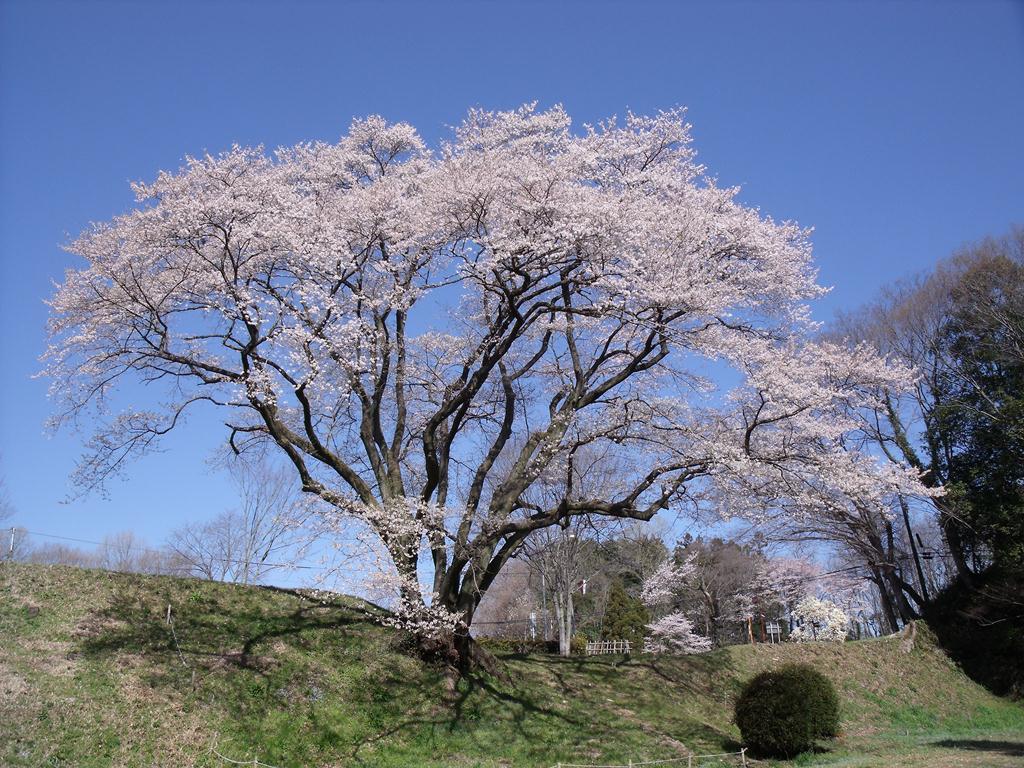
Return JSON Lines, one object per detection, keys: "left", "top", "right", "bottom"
{"left": 602, "top": 581, "right": 649, "bottom": 650}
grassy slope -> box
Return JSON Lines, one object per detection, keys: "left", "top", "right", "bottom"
{"left": 2, "top": 563, "right": 1022, "bottom": 768}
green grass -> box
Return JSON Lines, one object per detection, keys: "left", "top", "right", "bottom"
{"left": 2, "top": 562, "right": 1023, "bottom": 767}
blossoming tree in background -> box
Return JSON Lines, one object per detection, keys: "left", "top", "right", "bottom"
{"left": 46, "top": 104, "right": 925, "bottom": 669}
{"left": 789, "top": 596, "right": 850, "bottom": 642}
{"left": 641, "top": 554, "right": 712, "bottom": 653}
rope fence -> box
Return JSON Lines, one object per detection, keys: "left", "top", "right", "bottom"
{"left": 209, "top": 735, "right": 284, "bottom": 768}
{"left": 552, "top": 748, "right": 748, "bottom": 767}
{"left": 166, "top": 604, "right": 189, "bottom": 667}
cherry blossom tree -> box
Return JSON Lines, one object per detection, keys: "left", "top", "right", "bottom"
{"left": 789, "top": 596, "right": 849, "bottom": 642}
{"left": 45, "top": 104, "right": 925, "bottom": 669}
{"left": 644, "top": 612, "right": 713, "bottom": 654}
{"left": 640, "top": 552, "right": 712, "bottom": 653}
{"left": 748, "top": 556, "right": 878, "bottom": 637}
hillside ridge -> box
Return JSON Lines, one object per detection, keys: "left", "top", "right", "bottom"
{"left": 3, "top": 563, "right": 1023, "bottom": 767}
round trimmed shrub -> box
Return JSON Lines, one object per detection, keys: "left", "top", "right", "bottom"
{"left": 734, "top": 663, "right": 840, "bottom": 757}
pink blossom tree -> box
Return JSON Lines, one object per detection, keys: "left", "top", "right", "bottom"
{"left": 45, "top": 104, "right": 925, "bottom": 669}
{"left": 640, "top": 553, "right": 713, "bottom": 653}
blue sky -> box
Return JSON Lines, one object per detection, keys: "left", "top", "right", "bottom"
{"left": 1, "top": 0, "right": 1022, "bottom": 558}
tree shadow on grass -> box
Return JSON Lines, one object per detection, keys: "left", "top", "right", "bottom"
{"left": 71, "top": 579, "right": 590, "bottom": 766}
{"left": 508, "top": 647, "right": 741, "bottom": 700}
{"left": 75, "top": 585, "right": 371, "bottom": 672}
{"left": 933, "top": 739, "right": 1024, "bottom": 757}
{"left": 505, "top": 652, "right": 742, "bottom": 754}
{"left": 342, "top": 662, "right": 590, "bottom": 765}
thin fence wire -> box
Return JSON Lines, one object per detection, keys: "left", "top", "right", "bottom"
{"left": 208, "top": 735, "right": 284, "bottom": 767}
{"left": 163, "top": 603, "right": 192, "bottom": 669}
{"left": 551, "top": 747, "right": 748, "bottom": 768}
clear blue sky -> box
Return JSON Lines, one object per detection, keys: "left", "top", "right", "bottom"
{"left": 1, "top": 0, "right": 1022, "bottom": 553}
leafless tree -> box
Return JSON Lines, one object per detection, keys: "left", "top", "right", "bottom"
{"left": 497, "top": 441, "right": 625, "bottom": 654}
{"left": 97, "top": 530, "right": 147, "bottom": 572}
{"left": 167, "top": 460, "right": 310, "bottom": 584}
{"left": 0, "top": 479, "right": 11, "bottom": 526}
{"left": 26, "top": 542, "right": 96, "bottom": 568}
{"left": 520, "top": 521, "right": 594, "bottom": 656}
{"left": 0, "top": 473, "right": 22, "bottom": 561}
{"left": 471, "top": 559, "right": 539, "bottom": 639}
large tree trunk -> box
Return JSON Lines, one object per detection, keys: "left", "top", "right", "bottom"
{"left": 937, "top": 500, "right": 976, "bottom": 587}
{"left": 884, "top": 565, "right": 919, "bottom": 624}
{"left": 869, "top": 565, "right": 901, "bottom": 633}
{"left": 415, "top": 625, "right": 502, "bottom": 679}
{"left": 554, "top": 589, "right": 574, "bottom": 657}
{"left": 883, "top": 521, "right": 920, "bottom": 623}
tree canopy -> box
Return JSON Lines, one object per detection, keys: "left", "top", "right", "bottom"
{"left": 46, "top": 104, "right": 923, "bottom": 663}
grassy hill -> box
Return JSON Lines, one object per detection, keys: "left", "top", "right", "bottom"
{"left": 2, "top": 562, "right": 1023, "bottom": 768}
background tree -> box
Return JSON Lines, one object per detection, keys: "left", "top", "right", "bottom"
{"left": 97, "top": 530, "right": 146, "bottom": 572}
{"left": 644, "top": 611, "right": 712, "bottom": 654}
{"left": 835, "top": 227, "right": 1024, "bottom": 583}
{"left": 45, "top": 104, "right": 925, "bottom": 668}
{"left": 470, "top": 559, "right": 539, "bottom": 639}
{"left": 676, "top": 536, "right": 762, "bottom": 645}
{"left": 24, "top": 543, "right": 95, "bottom": 568}
{"left": 0, "top": 472, "right": 12, "bottom": 526}
{"left": 930, "top": 240, "right": 1024, "bottom": 568}
{"left": 789, "top": 596, "right": 849, "bottom": 642}
{"left": 601, "top": 581, "right": 649, "bottom": 650}
{"left": 754, "top": 497, "right": 923, "bottom": 631}
{"left": 0, "top": 472, "right": 28, "bottom": 561}
{"left": 596, "top": 521, "right": 670, "bottom": 590}
{"left": 640, "top": 549, "right": 712, "bottom": 652}
{"left": 519, "top": 522, "right": 594, "bottom": 656}
{"left": 168, "top": 459, "right": 310, "bottom": 584}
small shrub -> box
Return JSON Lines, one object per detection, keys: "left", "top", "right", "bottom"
{"left": 735, "top": 663, "right": 840, "bottom": 757}
{"left": 570, "top": 634, "right": 588, "bottom": 655}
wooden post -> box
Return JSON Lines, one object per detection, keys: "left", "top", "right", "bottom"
{"left": 166, "top": 604, "right": 171, "bottom": 625}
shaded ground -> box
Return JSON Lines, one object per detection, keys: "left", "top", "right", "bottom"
{"left": 925, "top": 566, "right": 1024, "bottom": 699}
{"left": 2, "top": 562, "right": 1023, "bottom": 768}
